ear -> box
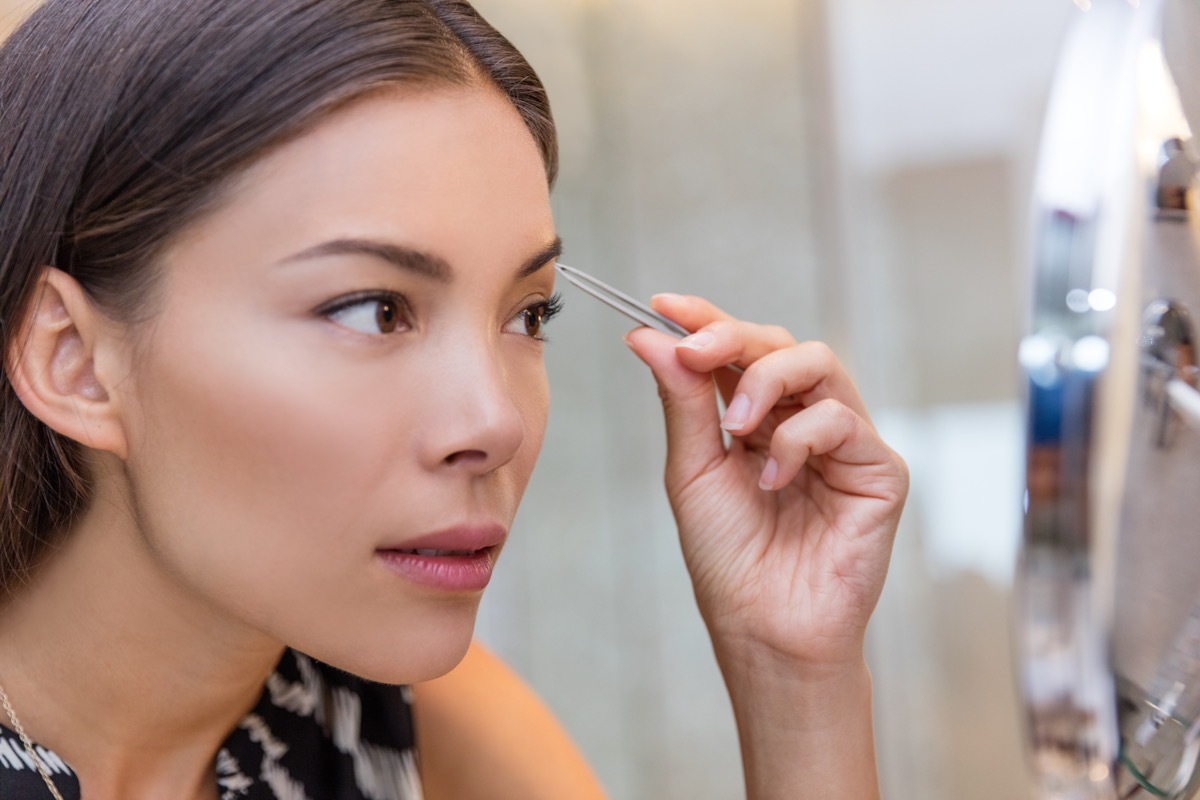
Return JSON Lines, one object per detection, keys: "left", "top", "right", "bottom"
{"left": 5, "top": 267, "right": 129, "bottom": 459}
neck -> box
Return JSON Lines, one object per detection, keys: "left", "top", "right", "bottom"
{"left": 0, "top": 478, "right": 285, "bottom": 799}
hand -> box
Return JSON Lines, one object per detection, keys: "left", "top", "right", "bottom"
{"left": 624, "top": 293, "right": 908, "bottom": 674}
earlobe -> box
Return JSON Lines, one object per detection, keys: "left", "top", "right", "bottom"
{"left": 5, "top": 267, "right": 129, "bottom": 459}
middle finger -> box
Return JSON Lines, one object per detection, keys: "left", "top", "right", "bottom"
{"left": 717, "top": 341, "right": 873, "bottom": 436}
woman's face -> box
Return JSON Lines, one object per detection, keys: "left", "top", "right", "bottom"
{"left": 114, "top": 86, "right": 558, "bottom": 682}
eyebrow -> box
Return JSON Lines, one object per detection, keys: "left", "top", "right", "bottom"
{"left": 279, "top": 236, "right": 563, "bottom": 283}
{"left": 519, "top": 237, "right": 564, "bottom": 280}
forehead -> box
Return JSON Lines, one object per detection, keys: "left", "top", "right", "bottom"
{"left": 166, "top": 84, "right": 555, "bottom": 276}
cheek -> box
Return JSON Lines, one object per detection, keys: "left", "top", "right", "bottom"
{"left": 118, "top": 315, "right": 423, "bottom": 629}
{"left": 129, "top": 347, "right": 398, "bottom": 537}
{"left": 510, "top": 355, "right": 551, "bottom": 479}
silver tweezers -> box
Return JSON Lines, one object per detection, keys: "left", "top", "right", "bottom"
{"left": 555, "top": 263, "right": 691, "bottom": 337}
{"left": 555, "top": 263, "right": 748, "bottom": 379}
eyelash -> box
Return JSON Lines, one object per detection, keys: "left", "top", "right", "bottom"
{"left": 317, "top": 291, "right": 565, "bottom": 340}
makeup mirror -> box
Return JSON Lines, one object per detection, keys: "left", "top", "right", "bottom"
{"left": 1018, "top": 1, "right": 1200, "bottom": 797}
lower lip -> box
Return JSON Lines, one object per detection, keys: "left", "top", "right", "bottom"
{"left": 375, "top": 547, "right": 497, "bottom": 592}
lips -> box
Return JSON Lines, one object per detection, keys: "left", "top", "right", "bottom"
{"left": 382, "top": 523, "right": 506, "bottom": 554}
{"left": 376, "top": 524, "right": 506, "bottom": 592}
{"left": 394, "top": 548, "right": 479, "bottom": 557}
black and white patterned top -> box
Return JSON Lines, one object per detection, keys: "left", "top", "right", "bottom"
{"left": 0, "top": 650, "right": 424, "bottom": 799}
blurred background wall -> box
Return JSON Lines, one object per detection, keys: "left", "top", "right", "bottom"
{"left": 466, "top": 1, "right": 1079, "bottom": 798}
{"left": 0, "top": 0, "right": 1083, "bottom": 796}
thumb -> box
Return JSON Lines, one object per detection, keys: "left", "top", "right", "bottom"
{"left": 624, "top": 326, "right": 726, "bottom": 487}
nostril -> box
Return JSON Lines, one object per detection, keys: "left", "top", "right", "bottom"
{"left": 444, "top": 449, "right": 489, "bottom": 467}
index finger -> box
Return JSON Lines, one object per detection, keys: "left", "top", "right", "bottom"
{"left": 651, "top": 293, "right": 799, "bottom": 366}
{"left": 650, "top": 294, "right": 805, "bottom": 404}
{"left": 649, "top": 293, "right": 735, "bottom": 332}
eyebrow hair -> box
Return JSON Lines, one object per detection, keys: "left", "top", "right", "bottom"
{"left": 280, "top": 239, "right": 451, "bottom": 282}
{"left": 519, "top": 237, "right": 563, "bottom": 280}
{"left": 280, "top": 236, "right": 563, "bottom": 283}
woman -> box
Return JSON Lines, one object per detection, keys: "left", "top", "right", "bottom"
{"left": 0, "top": 0, "right": 908, "bottom": 798}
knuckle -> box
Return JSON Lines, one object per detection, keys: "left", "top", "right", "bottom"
{"left": 769, "top": 372, "right": 791, "bottom": 404}
{"left": 656, "top": 375, "right": 713, "bottom": 409}
{"left": 803, "top": 340, "right": 837, "bottom": 370}
{"left": 811, "top": 396, "right": 843, "bottom": 414}
{"left": 764, "top": 324, "right": 794, "bottom": 345}
{"left": 809, "top": 397, "right": 858, "bottom": 433}
{"left": 737, "top": 361, "right": 769, "bottom": 396}
{"left": 740, "top": 350, "right": 801, "bottom": 403}
{"left": 773, "top": 419, "right": 811, "bottom": 452}
{"left": 703, "top": 319, "right": 736, "bottom": 340}
{"left": 826, "top": 397, "right": 859, "bottom": 425}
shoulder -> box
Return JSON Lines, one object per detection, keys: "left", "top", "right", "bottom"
{"left": 412, "top": 641, "right": 607, "bottom": 800}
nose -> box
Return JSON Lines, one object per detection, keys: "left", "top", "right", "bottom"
{"left": 415, "top": 341, "right": 527, "bottom": 476}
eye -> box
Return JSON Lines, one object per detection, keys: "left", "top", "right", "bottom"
{"left": 321, "top": 292, "right": 410, "bottom": 335}
{"left": 505, "top": 293, "right": 564, "bottom": 340}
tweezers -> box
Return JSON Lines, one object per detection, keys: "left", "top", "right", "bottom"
{"left": 556, "top": 263, "right": 750, "bottom": 380}
{"left": 555, "top": 263, "right": 691, "bottom": 337}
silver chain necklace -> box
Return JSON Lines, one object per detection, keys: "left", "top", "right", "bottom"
{"left": 0, "top": 680, "right": 66, "bottom": 800}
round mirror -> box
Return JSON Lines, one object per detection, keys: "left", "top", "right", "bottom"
{"left": 1020, "top": 1, "right": 1200, "bottom": 798}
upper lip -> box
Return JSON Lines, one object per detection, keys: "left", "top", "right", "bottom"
{"left": 379, "top": 523, "right": 507, "bottom": 554}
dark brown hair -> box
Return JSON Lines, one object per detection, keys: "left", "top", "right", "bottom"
{"left": 0, "top": 0, "right": 557, "bottom": 594}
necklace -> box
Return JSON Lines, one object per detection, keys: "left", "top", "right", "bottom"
{"left": 0, "top": 680, "right": 66, "bottom": 800}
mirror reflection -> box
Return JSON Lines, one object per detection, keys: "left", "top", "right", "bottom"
{"left": 1020, "top": 1, "right": 1200, "bottom": 798}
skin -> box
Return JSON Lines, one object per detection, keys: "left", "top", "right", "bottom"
{"left": 415, "top": 642, "right": 605, "bottom": 800}
{"left": 1, "top": 79, "right": 908, "bottom": 800}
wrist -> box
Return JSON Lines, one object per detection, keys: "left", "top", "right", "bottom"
{"left": 716, "top": 649, "right": 880, "bottom": 800}
{"left": 718, "top": 645, "right": 872, "bottom": 731}
{"left": 709, "top": 624, "right": 869, "bottom": 686}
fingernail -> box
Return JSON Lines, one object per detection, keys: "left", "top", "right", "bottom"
{"left": 721, "top": 393, "right": 751, "bottom": 431}
{"left": 652, "top": 292, "right": 684, "bottom": 304}
{"left": 678, "top": 331, "right": 713, "bottom": 351}
{"left": 758, "top": 458, "right": 779, "bottom": 491}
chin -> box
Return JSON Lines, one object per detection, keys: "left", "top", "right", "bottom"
{"left": 294, "top": 599, "right": 480, "bottom": 685}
